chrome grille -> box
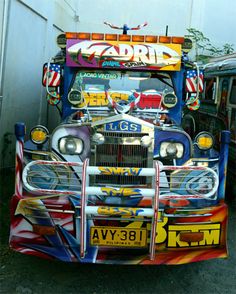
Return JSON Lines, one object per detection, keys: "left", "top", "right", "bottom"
{"left": 94, "top": 132, "right": 149, "bottom": 185}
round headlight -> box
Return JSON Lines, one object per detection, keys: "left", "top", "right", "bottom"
{"left": 160, "top": 142, "right": 184, "bottom": 158}
{"left": 166, "top": 143, "right": 178, "bottom": 156}
{"left": 59, "top": 136, "right": 83, "bottom": 155}
{"left": 65, "top": 138, "right": 77, "bottom": 154}
{"left": 140, "top": 135, "right": 152, "bottom": 147}
{"left": 30, "top": 125, "right": 49, "bottom": 145}
{"left": 68, "top": 89, "right": 83, "bottom": 106}
{"left": 194, "top": 132, "right": 214, "bottom": 150}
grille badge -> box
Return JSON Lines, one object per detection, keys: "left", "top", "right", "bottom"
{"left": 105, "top": 120, "right": 141, "bottom": 132}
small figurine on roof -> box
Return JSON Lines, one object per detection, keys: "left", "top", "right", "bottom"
{"left": 104, "top": 21, "right": 148, "bottom": 35}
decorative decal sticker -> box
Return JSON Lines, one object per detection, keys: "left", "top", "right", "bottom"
{"left": 101, "top": 187, "right": 142, "bottom": 197}
{"left": 98, "top": 167, "right": 142, "bottom": 176}
{"left": 66, "top": 40, "right": 181, "bottom": 71}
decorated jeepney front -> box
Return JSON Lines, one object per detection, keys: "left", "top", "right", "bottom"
{"left": 10, "top": 32, "right": 230, "bottom": 264}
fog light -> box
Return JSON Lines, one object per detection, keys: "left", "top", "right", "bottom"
{"left": 195, "top": 132, "right": 214, "bottom": 150}
{"left": 30, "top": 126, "right": 49, "bottom": 145}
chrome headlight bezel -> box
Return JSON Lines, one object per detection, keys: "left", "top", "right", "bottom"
{"left": 58, "top": 136, "right": 84, "bottom": 155}
{"left": 68, "top": 89, "right": 83, "bottom": 106}
{"left": 194, "top": 132, "right": 214, "bottom": 150}
{"left": 160, "top": 141, "right": 184, "bottom": 158}
{"left": 30, "top": 125, "right": 49, "bottom": 145}
{"left": 162, "top": 92, "right": 178, "bottom": 108}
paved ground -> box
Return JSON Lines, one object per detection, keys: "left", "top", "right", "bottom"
{"left": 1, "top": 169, "right": 236, "bottom": 294}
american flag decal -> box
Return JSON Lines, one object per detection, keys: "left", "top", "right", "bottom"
{"left": 42, "top": 64, "right": 61, "bottom": 87}
{"left": 186, "top": 70, "right": 204, "bottom": 93}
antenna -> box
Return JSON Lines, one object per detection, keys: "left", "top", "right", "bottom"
{"left": 165, "top": 25, "right": 169, "bottom": 36}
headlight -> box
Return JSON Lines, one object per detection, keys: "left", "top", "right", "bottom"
{"left": 30, "top": 125, "right": 49, "bottom": 145}
{"left": 59, "top": 136, "right": 83, "bottom": 155}
{"left": 194, "top": 132, "right": 214, "bottom": 150}
{"left": 160, "top": 142, "right": 184, "bottom": 158}
{"left": 68, "top": 89, "right": 83, "bottom": 106}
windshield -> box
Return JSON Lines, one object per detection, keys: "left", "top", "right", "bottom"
{"left": 71, "top": 70, "right": 174, "bottom": 108}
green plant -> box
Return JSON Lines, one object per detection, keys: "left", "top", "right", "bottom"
{"left": 186, "top": 28, "right": 234, "bottom": 60}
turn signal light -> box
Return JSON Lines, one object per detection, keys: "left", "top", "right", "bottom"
{"left": 145, "top": 35, "right": 158, "bottom": 43}
{"left": 159, "top": 36, "right": 171, "bottom": 43}
{"left": 66, "top": 32, "right": 91, "bottom": 39}
{"left": 119, "top": 34, "right": 131, "bottom": 41}
{"left": 92, "top": 33, "right": 104, "bottom": 40}
{"left": 66, "top": 32, "right": 78, "bottom": 39}
{"left": 105, "top": 34, "right": 117, "bottom": 41}
{"left": 172, "top": 36, "right": 185, "bottom": 44}
{"left": 132, "top": 35, "right": 145, "bottom": 42}
{"left": 64, "top": 32, "right": 186, "bottom": 46}
{"left": 78, "top": 32, "right": 91, "bottom": 39}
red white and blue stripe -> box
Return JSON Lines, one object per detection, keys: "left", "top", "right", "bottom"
{"left": 186, "top": 70, "right": 204, "bottom": 93}
{"left": 43, "top": 64, "right": 61, "bottom": 87}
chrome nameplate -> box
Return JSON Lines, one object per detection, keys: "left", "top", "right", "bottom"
{"left": 105, "top": 120, "right": 141, "bottom": 132}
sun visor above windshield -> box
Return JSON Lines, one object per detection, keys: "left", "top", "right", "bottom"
{"left": 66, "top": 39, "right": 182, "bottom": 71}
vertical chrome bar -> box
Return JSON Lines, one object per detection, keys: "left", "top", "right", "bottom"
{"left": 80, "top": 158, "right": 89, "bottom": 258}
{"left": 150, "top": 161, "right": 160, "bottom": 260}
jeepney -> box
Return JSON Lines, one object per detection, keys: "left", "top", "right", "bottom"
{"left": 9, "top": 30, "right": 230, "bottom": 264}
{"left": 183, "top": 56, "right": 236, "bottom": 194}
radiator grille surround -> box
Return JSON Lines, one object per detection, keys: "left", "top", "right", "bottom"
{"left": 92, "top": 131, "right": 153, "bottom": 186}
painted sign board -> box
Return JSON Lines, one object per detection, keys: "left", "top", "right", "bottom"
{"left": 66, "top": 39, "right": 181, "bottom": 71}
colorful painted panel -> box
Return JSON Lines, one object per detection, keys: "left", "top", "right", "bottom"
{"left": 66, "top": 40, "right": 181, "bottom": 71}
{"left": 10, "top": 194, "right": 228, "bottom": 265}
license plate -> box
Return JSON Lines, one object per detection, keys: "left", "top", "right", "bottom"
{"left": 90, "top": 226, "right": 147, "bottom": 247}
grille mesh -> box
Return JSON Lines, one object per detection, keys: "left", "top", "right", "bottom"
{"left": 94, "top": 132, "right": 148, "bottom": 185}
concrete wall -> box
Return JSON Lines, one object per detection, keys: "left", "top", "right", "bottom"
{"left": 0, "top": 0, "right": 79, "bottom": 168}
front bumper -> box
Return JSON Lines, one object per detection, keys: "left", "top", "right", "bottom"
{"left": 10, "top": 192, "right": 228, "bottom": 265}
